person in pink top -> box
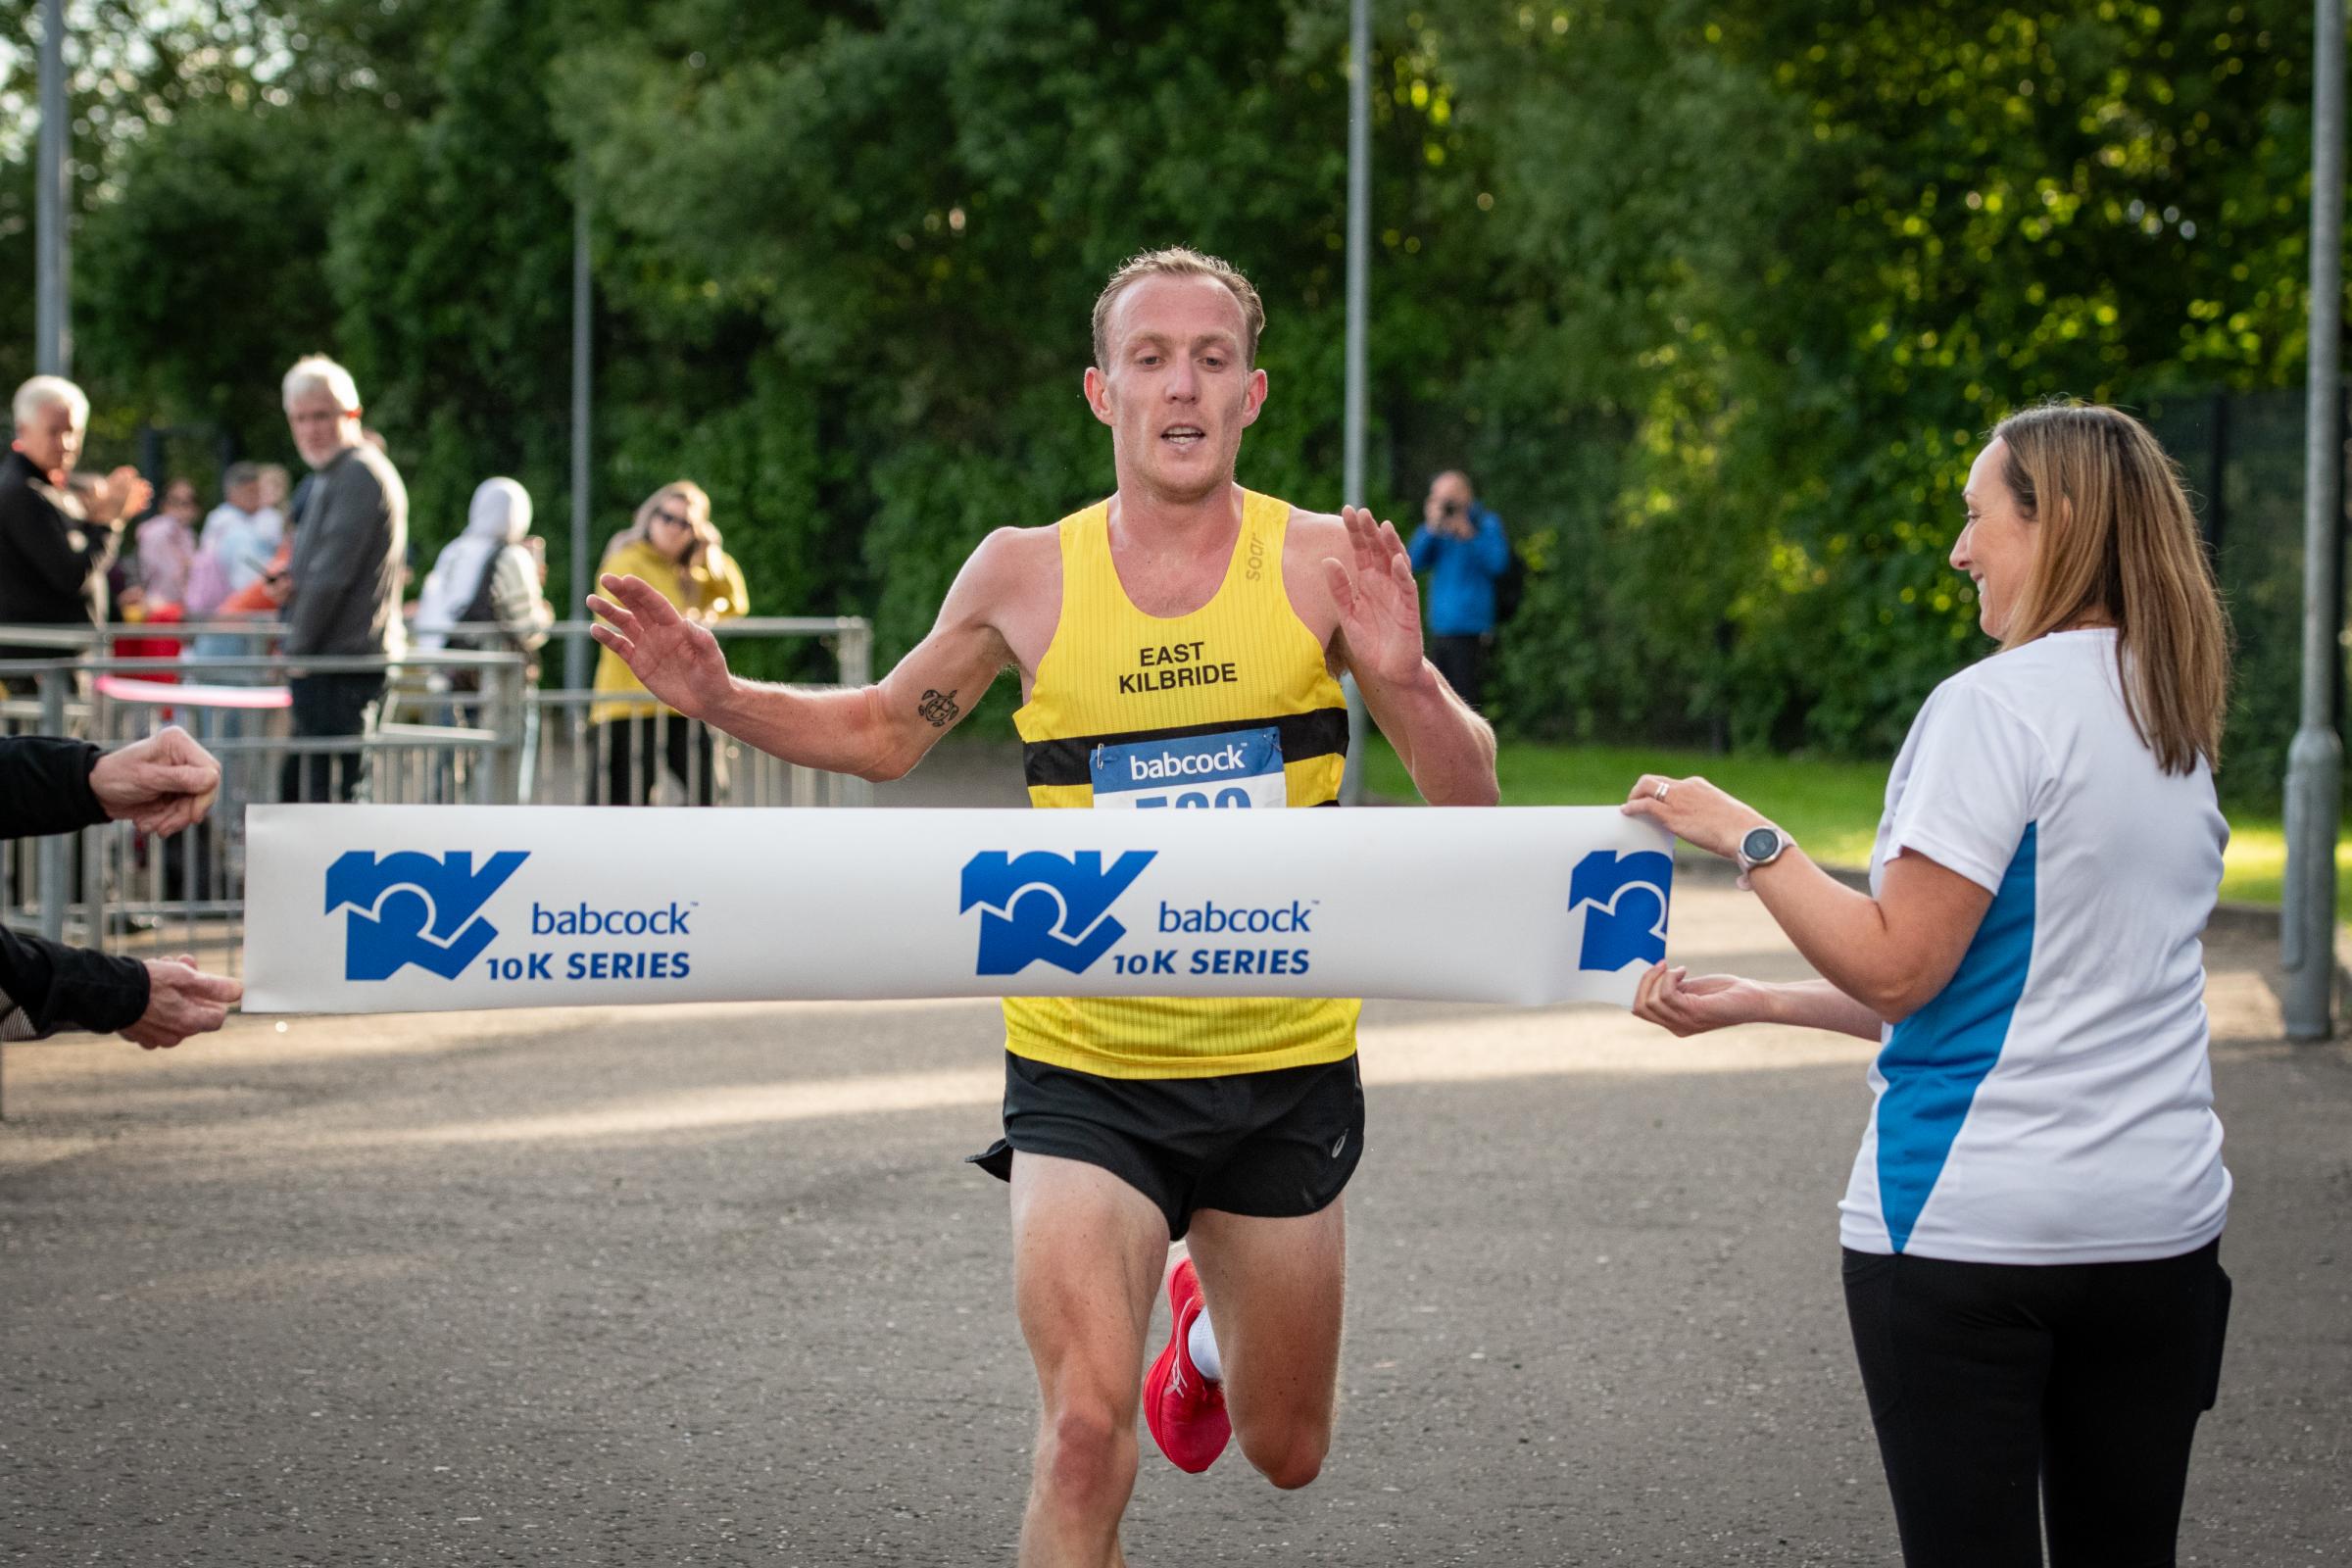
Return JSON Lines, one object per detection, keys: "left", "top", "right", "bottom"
{"left": 133, "top": 477, "right": 202, "bottom": 610}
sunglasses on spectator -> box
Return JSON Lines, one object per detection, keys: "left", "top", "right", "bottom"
{"left": 652, "top": 507, "right": 693, "bottom": 528}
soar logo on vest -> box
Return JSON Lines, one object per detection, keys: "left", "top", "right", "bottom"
{"left": 325, "top": 850, "right": 527, "bottom": 981}
{"left": 1566, "top": 850, "right": 1671, "bottom": 971}
{"left": 960, "top": 850, "right": 1155, "bottom": 975}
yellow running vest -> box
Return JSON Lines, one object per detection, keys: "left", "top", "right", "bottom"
{"left": 1004, "top": 490, "right": 1361, "bottom": 1078}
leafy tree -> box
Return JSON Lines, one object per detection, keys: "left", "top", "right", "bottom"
{"left": 551, "top": 0, "right": 1485, "bottom": 704}
{"left": 318, "top": 0, "right": 578, "bottom": 559}
{"left": 3, "top": 0, "right": 2329, "bottom": 802}
{"left": 1437, "top": 0, "right": 2322, "bottom": 800}
{"left": 74, "top": 100, "right": 336, "bottom": 454}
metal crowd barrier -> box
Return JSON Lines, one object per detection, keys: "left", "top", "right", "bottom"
{"left": 512, "top": 616, "right": 874, "bottom": 811}
{"left": 0, "top": 614, "right": 873, "bottom": 1010}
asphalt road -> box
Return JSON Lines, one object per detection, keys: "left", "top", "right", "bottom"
{"left": 4, "top": 872, "right": 2347, "bottom": 1566}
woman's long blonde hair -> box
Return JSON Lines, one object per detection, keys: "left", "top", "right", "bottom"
{"left": 1990, "top": 402, "right": 2230, "bottom": 775}
{"left": 603, "top": 480, "right": 719, "bottom": 569}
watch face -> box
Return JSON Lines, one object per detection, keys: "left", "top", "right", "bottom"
{"left": 1741, "top": 826, "right": 1782, "bottom": 863}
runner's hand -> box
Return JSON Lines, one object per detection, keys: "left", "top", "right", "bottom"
{"left": 587, "top": 573, "right": 735, "bottom": 720}
{"left": 1631, "top": 963, "right": 1772, "bottom": 1037}
{"left": 90, "top": 726, "right": 221, "bottom": 836}
{"left": 123, "top": 956, "right": 242, "bottom": 1050}
{"left": 1322, "top": 506, "right": 1427, "bottom": 689}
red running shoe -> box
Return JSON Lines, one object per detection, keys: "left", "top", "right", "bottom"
{"left": 1143, "top": 1256, "right": 1230, "bottom": 1473}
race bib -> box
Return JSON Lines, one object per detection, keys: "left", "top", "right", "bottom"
{"left": 1090, "top": 727, "right": 1287, "bottom": 810}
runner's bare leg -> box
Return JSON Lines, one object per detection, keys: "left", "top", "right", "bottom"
{"left": 1183, "top": 1200, "right": 1348, "bottom": 1489}
{"left": 1011, "top": 1152, "right": 1169, "bottom": 1568}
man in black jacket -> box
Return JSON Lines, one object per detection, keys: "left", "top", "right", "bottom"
{"left": 3, "top": 726, "right": 243, "bottom": 1048}
{"left": 278, "top": 356, "right": 407, "bottom": 804}
{"left": 0, "top": 376, "right": 152, "bottom": 677}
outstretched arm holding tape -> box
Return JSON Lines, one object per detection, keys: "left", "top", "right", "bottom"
{"left": 590, "top": 506, "right": 1496, "bottom": 804}
{"left": 0, "top": 729, "right": 243, "bottom": 1048}
{"left": 88, "top": 724, "right": 223, "bottom": 836}
{"left": 1619, "top": 771, "right": 1989, "bottom": 1040}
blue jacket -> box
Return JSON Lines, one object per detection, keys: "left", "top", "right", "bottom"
{"left": 1406, "top": 504, "right": 1510, "bottom": 637}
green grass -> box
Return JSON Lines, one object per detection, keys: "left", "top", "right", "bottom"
{"left": 1363, "top": 737, "right": 2351, "bottom": 916}
{"left": 2214, "top": 819, "right": 2352, "bottom": 915}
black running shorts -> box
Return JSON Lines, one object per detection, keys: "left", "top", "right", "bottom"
{"left": 967, "top": 1053, "right": 1365, "bottom": 1241}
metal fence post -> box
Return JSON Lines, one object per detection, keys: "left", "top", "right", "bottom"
{"left": 499, "top": 658, "right": 526, "bottom": 804}
{"left": 81, "top": 817, "right": 110, "bottom": 956}
{"left": 36, "top": 668, "right": 68, "bottom": 944}
{"left": 836, "top": 622, "right": 875, "bottom": 807}
{"left": 474, "top": 658, "right": 524, "bottom": 806}
{"left": 837, "top": 621, "right": 872, "bottom": 688}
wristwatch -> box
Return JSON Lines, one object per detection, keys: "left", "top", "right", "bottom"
{"left": 1737, "top": 824, "right": 1792, "bottom": 875}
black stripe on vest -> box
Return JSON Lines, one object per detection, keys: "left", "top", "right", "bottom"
{"left": 1023, "top": 707, "right": 1351, "bottom": 789}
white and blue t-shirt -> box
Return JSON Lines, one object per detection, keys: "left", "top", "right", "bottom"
{"left": 1838, "top": 628, "right": 2231, "bottom": 1264}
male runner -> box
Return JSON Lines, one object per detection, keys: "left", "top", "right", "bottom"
{"left": 590, "top": 247, "right": 1497, "bottom": 1566}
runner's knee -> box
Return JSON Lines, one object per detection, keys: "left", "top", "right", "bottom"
{"left": 1038, "top": 1400, "right": 1137, "bottom": 1503}
{"left": 1236, "top": 1419, "right": 1329, "bottom": 1491}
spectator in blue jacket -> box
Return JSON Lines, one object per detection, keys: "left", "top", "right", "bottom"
{"left": 1405, "top": 469, "right": 1510, "bottom": 709}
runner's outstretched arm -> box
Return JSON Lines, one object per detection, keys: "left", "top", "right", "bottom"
{"left": 589, "top": 530, "right": 1025, "bottom": 783}
{"left": 1319, "top": 506, "right": 1498, "bottom": 807}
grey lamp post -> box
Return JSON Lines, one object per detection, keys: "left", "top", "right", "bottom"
{"left": 2283, "top": 0, "right": 2346, "bottom": 1042}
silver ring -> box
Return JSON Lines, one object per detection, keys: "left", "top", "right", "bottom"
{"left": 1652, "top": 780, "right": 1671, "bottom": 802}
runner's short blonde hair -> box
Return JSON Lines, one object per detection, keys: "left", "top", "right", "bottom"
{"left": 1091, "top": 247, "right": 1265, "bottom": 370}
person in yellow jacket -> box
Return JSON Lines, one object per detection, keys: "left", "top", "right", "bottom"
{"left": 589, "top": 480, "right": 748, "bottom": 804}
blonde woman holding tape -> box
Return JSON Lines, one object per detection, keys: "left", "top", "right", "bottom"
{"left": 1622, "top": 403, "right": 2233, "bottom": 1568}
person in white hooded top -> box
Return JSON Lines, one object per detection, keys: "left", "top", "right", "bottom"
{"left": 414, "top": 477, "right": 554, "bottom": 661}
{"left": 413, "top": 477, "right": 554, "bottom": 796}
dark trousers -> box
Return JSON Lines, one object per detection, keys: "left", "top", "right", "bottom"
{"left": 282, "top": 673, "right": 384, "bottom": 804}
{"left": 1842, "top": 1242, "right": 2230, "bottom": 1568}
{"left": 1428, "top": 633, "right": 1488, "bottom": 710}
{"left": 593, "top": 713, "right": 715, "bottom": 806}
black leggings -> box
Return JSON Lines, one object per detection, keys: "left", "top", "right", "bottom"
{"left": 1842, "top": 1242, "right": 2230, "bottom": 1568}
{"left": 593, "top": 712, "right": 715, "bottom": 806}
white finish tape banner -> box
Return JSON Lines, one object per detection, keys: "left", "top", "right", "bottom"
{"left": 242, "top": 806, "right": 1675, "bottom": 1014}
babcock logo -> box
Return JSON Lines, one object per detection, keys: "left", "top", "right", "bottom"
{"left": 325, "top": 850, "right": 528, "bottom": 981}
{"left": 1568, "top": 850, "right": 1671, "bottom": 971}
{"left": 1129, "top": 744, "right": 1248, "bottom": 782}
{"left": 960, "top": 849, "right": 1155, "bottom": 975}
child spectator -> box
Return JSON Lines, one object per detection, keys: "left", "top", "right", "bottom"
{"left": 134, "top": 477, "right": 202, "bottom": 610}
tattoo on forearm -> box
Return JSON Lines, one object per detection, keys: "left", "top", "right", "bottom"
{"left": 917, "top": 689, "right": 960, "bottom": 727}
